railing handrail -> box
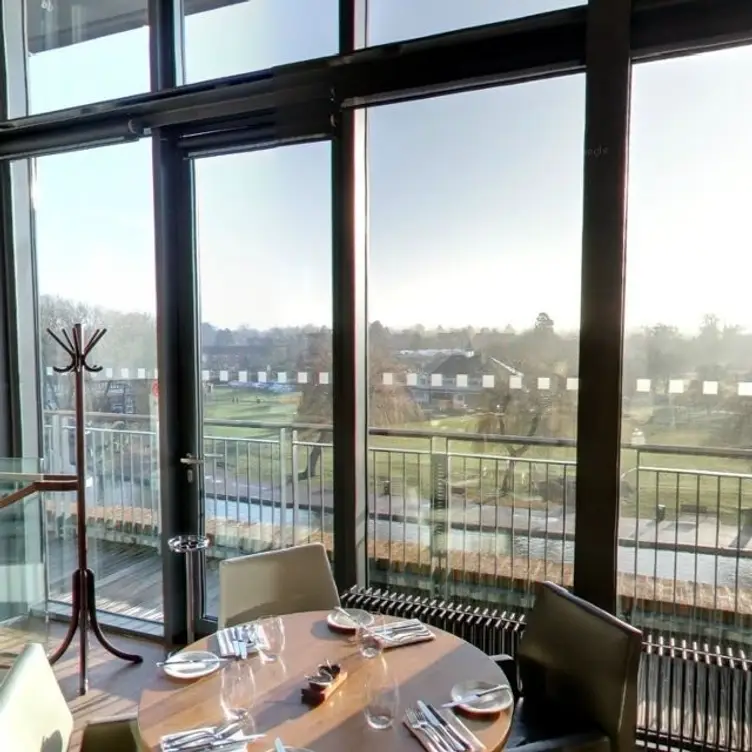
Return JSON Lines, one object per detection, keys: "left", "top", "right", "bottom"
{"left": 43, "top": 408, "right": 752, "bottom": 461}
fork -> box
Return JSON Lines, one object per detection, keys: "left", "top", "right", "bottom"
{"left": 405, "top": 708, "right": 450, "bottom": 752}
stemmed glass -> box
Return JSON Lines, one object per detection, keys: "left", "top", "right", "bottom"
{"left": 358, "top": 614, "right": 385, "bottom": 659}
{"left": 257, "top": 616, "right": 286, "bottom": 662}
{"left": 364, "top": 656, "right": 399, "bottom": 730}
{"left": 220, "top": 661, "right": 256, "bottom": 729}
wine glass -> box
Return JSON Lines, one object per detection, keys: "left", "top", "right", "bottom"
{"left": 257, "top": 616, "right": 286, "bottom": 662}
{"left": 364, "top": 657, "right": 399, "bottom": 730}
{"left": 358, "top": 614, "right": 384, "bottom": 659}
{"left": 220, "top": 661, "right": 256, "bottom": 728}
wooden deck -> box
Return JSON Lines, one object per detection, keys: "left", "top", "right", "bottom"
{"left": 0, "top": 616, "right": 163, "bottom": 751}
{"left": 45, "top": 537, "right": 221, "bottom": 623}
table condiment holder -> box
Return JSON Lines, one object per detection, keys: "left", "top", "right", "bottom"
{"left": 301, "top": 662, "right": 347, "bottom": 706}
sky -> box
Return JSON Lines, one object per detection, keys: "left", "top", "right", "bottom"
{"left": 27, "top": 0, "right": 752, "bottom": 334}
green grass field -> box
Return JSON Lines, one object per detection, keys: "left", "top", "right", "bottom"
{"left": 201, "top": 387, "right": 752, "bottom": 524}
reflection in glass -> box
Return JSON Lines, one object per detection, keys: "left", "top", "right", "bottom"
{"left": 620, "top": 48, "right": 752, "bottom": 642}
{"left": 29, "top": 142, "right": 160, "bottom": 622}
{"left": 24, "top": 0, "right": 150, "bottom": 113}
{"left": 184, "top": 0, "right": 338, "bottom": 84}
{"left": 367, "top": 77, "right": 585, "bottom": 603}
{"left": 193, "top": 144, "right": 333, "bottom": 619}
{"left": 367, "top": 0, "right": 583, "bottom": 46}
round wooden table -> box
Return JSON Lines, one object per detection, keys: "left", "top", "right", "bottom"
{"left": 138, "top": 611, "right": 512, "bottom": 751}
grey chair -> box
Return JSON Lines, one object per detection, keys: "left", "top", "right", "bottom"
{"left": 218, "top": 542, "right": 340, "bottom": 628}
{"left": 0, "top": 642, "right": 144, "bottom": 751}
{"left": 495, "top": 581, "right": 642, "bottom": 752}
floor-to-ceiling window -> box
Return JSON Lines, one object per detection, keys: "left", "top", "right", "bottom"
{"left": 366, "top": 75, "right": 585, "bottom": 605}
{"left": 619, "top": 47, "right": 752, "bottom": 645}
{"left": 192, "top": 142, "right": 333, "bottom": 619}
{"left": 28, "top": 141, "right": 161, "bottom": 627}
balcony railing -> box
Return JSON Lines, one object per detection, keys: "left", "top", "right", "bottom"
{"left": 36, "top": 410, "right": 752, "bottom": 645}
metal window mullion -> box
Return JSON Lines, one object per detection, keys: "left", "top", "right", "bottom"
{"left": 152, "top": 129, "right": 200, "bottom": 648}
{"left": 149, "top": 0, "right": 184, "bottom": 92}
{"left": 573, "top": 0, "right": 632, "bottom": 615}
{"left": 331, "top": 0, "right": 368, "bottom": 591}
{"left": 150, "top": 0, "right": 196, "bottom": 647}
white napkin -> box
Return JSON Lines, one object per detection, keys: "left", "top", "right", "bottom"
{"left": 216, "top": 625, "right": 260, "bottom": 658}
{"left": 372, "top": 620, "right": 436, "bottom": 650}
{"left": 216, "top": 628, "right": 234, "bottom": 658}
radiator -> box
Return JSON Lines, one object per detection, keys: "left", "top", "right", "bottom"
{"left": 341, "top": 587, "right": 752, "bottom": 752}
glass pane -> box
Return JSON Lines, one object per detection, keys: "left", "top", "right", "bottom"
{"left": 30, "top": 142, "right": 161, "bottom": 626}
{"left": 367, "top": 0, "right": 584, "bottom": 47}
{"left": 366, "top": 76, "right": 585, "bottom": 605}
{"left": 184, "top": 0, "right": 338, "bottom": 85}
{"left": 22, "top": 0, "right": 150, "bottom": 114}
{"left": 0, "top": 492, "right": 46, "bottom": 659}
{"left": 194, "top": 144, "right": 333, "bottom": 619}
{"left": 620, "top": 48, "right": 752, "bottom": 646}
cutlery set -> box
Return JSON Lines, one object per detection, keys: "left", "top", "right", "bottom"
{"left": 405, "top": 702, "right": 481, "bottom": 752}
{"left": 216, "top": 624, "right": 260, "bottom": 659}
{"left": 333, "top": 606, "right": 434, "bottom": 646}
{"left": 160, "top": 721, "right": 265, "bottom": 751}
{"left": 369, "top": 619, "right": 435, "bottom": 646}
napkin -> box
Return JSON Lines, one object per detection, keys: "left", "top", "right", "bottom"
{"left": 372, "top": 621, "right": 436, "bottom": 650}
{"left": 403, "top": 708, "right": 485, "bottom": 752}
{"left": 216, "top": 624, "right": 260, "bottom": 658}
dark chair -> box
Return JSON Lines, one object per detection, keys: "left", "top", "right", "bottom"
{"left": 494, "top": 581, "right": 642, "bottom": 752}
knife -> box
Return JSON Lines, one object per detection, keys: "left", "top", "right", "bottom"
{"left": 158, "top": 657, "right": 227, "bottom": 668}
{"left": 274, "top": 738, "right": 287, "bottom": 752}
{"left": 335, "top": 606, "right": 360, "bottom": 626}
{"left": 426, "top": 702, "right": 472, "bottom": 751}
{"left": 418, "top": 701, "right": 465, "bottom": 752}
{"left": 441, "top": 684, "right": 509, "bottom": 708}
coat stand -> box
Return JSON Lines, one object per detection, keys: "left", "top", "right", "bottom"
{"left": 46, "top": 324, "right": 143, "bottom": 695}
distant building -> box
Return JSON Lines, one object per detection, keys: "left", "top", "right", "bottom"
{"left": 410, "top": 347, "right": 523, "bottom": 409}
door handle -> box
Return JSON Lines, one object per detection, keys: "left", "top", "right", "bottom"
{"left": 180, "top": 453, "right": 202, "bottom": 483}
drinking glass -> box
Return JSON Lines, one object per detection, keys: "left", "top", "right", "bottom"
{"left": 220, "top": 661, "right": 256, "bottom": 728}
{"left": 358, "top": 614, "right": 384, "bottom": 659}
{"left": 364, "top": 658, "right": 399, "bottom": 730}
{"left": 258, "top": 616, "right": 286, "bottom": 661}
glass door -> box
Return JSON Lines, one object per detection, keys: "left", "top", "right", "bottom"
{"left": 190, "top": 142, "right": 334, "bottom": 622}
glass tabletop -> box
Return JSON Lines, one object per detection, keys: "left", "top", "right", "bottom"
{"left": 0, "top": 458, "right": 73, "bottom": 499}
{"left": 0, "top": 457, "right": 45, "bottom": 487}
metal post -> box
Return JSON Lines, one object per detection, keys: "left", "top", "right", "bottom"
{"left": 573, "top": 0, "right": 632, "bottom": 613}
{"left": 169, "top": 534, "right": 210, "bottom": 647}
{"left": 185, "top": 552, "right": 195, "bottom": 645}
{"left": 279, "top": 427, "right": 287, "bottom": 546}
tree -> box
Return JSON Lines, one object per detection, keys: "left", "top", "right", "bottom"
{"left": 294, "top": 326, "right": 423, "bottom": 479}
{"left": 644, "top": 324, "right": 683, "bottom": 393}
{"left": 534, "top": 312, "right": 555, "bottom": 333}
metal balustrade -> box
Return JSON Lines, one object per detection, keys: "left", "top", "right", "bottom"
{"left": 35, "top": 410, "right": 752, "bottom": 644}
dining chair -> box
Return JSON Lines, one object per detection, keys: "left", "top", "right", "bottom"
{"left": 218, "top": 541, "right": 340, "bottom": 628}
{"left": 494, "top": 581, "right": 642, "bottom": 752}
{"left": 0, "top": 641, "right": 144, "bottom": 751}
